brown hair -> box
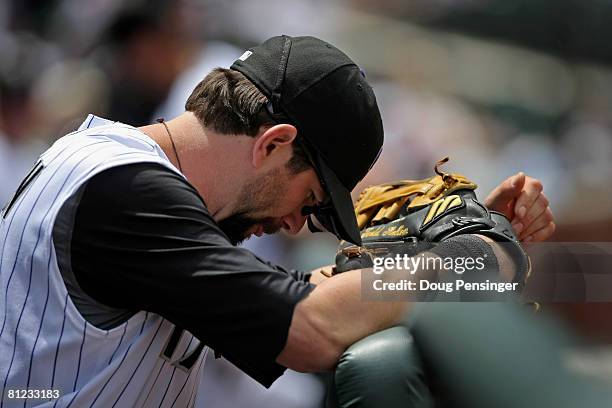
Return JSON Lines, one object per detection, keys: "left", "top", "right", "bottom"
{"left": 186, "top": 68, "right": 310, "bottom": 174}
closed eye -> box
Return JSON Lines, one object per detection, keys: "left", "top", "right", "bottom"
{"left": 307, "top": 190, "right": 318, "bottom": 206}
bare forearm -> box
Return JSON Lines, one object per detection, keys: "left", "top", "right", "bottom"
{"left": 308, "top": 265, "right": 333, "bottom": 285}
{"left": 278, "top": 267, "right": 411, "bottom": 372}
{"left": 306, "top": 268, "right": 408, "bottom": 346}
{"left": 279, "top": 236, "right": 520, "bottom": 372}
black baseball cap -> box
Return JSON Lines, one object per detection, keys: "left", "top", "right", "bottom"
{"left": 231, "top": 35, "right": 383, "bottom": 245}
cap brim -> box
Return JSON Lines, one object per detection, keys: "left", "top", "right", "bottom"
{"left": 311, "top": 153, "right": 362, "bottom": 246}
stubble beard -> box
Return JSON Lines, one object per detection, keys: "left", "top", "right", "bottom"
{"left": 217, "top": 168, "right": 286, "bottom": 245}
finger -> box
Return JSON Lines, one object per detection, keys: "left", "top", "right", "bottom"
{"left": 513, "top": 177, "right": 543, "bottom": 220}
{"left": 517, "top": 194, "right": 549, "bottom": 236}
{"left": 485, "top": 172, "right": 525, "bottom": 211}
{"left": 512, "top": 193, "right": 548, "bottom": 236}
{"left": 519, "top": 207, "right": 553, "bottom": 239}
{"left": 485, "top": 172, "right": 525, "bottom": 208}
{"left": 523, "top": 221, "right": 556, "bottom": 243}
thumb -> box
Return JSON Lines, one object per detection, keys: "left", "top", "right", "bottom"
{"left": 510, "top": 171, "right": 526, "bottom": 191}
{"left": 485, "top": 172, "right": 525, "bottom": 210}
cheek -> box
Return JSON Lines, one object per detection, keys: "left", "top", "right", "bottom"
{"left": 272, "top": 185, "right": 309, "bottom": 214}
{"left": 270, "top": 179, "right": 313, "bottom": 216}
{"left": 250, "top": 169, "right": 317, "bottom": 218}
{"left": 245, "top": 180, "right": 303, "bottom": 218}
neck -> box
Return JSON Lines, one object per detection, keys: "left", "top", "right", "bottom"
{"left": 156, "top": 118, "right": 183, "bottom": 172}
{"left": 139, "top": 112, "right": 252, "bottom": 220}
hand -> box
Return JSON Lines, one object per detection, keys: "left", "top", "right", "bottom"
{"left": 484, "top": 172, "right": 555, "bottom": 242}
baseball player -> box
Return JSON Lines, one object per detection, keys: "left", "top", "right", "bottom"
{"left": 0, "top": 35, "right": 553, "bottom": 407}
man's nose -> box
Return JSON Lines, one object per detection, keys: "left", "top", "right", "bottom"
{"left": 281, "top": 208, "right": 308, "bottom": 235}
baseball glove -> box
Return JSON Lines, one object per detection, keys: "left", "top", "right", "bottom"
{"left": 332, "top": 157, "right": 530, "bottom": 285}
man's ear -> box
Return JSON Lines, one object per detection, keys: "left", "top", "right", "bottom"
{"left": 252, "top": 124, "right": 298, "bottom": 168}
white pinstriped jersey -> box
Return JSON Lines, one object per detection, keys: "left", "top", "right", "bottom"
{"left": 0, "top": 115, "right": 207, "bottom": 408}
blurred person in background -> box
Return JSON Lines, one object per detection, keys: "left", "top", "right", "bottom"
{"left": 0, "top": 31, "right": 56, "bottom": 205}
{"left": 0, "top": 81, "right": 46, "bottom": 206}
{"left": 99, "top": 6, "right": 195, "bottom": 126}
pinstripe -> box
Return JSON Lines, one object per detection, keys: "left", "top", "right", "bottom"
{"left": 1, "top": 231, "right": 37, "bottom": 407}
{"left": 159, "top": 337, "right": 195, "bottom": 407}
{"left": 0, "top": 140, "right": 112, "bottom": 340}
{"left": 141, "top": 353, "right": 169, "bottom": 406}
{"left": 110, "top": 319, "right": 165, "bottom": 408}
{"left": 184, "top": 349, "right": 206, "bottom": 408}
{"left": 2, "top": 118, "right": 198, "bottom": 407}
{"left": 5, "top": 147, "right": 156, "bottom": 406}
{"left": 171, "top": 340, "right": 205, "bottom": 408}
{"left": 24, "top": 243, "right": 54, "bottom": 394}
{"left": 72, "top": 321, "right": 87, "bottom": 391}
{"left": 108, "top": 323, "right": 128, "bottom": 364}
{"left": 51, "top": 295, "right": 69, "bottom": 408}
{"left": 66, "top": 268, "right": 161, "bottom": 407}
{"left": 49, "top": 151, "right": 154, "bottom": 406}
{"left": 2, "top": 143, "right": 114, "bottom": 405}
{"left": 88, "top": 313, "right": 151, "bottom": 408}
{"left": 62, "top": 389, "right": 78, "bottom": 408}
{"left": 2, "top": 218, "right": 46, "bottom": 405}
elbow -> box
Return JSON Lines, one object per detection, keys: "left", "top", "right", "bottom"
{"left": 276, "top": 300, "right": 347, "bottom": 372}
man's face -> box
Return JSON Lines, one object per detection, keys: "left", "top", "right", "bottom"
{"left": 218, "top": 164, "right": 325, "bottom": 245}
